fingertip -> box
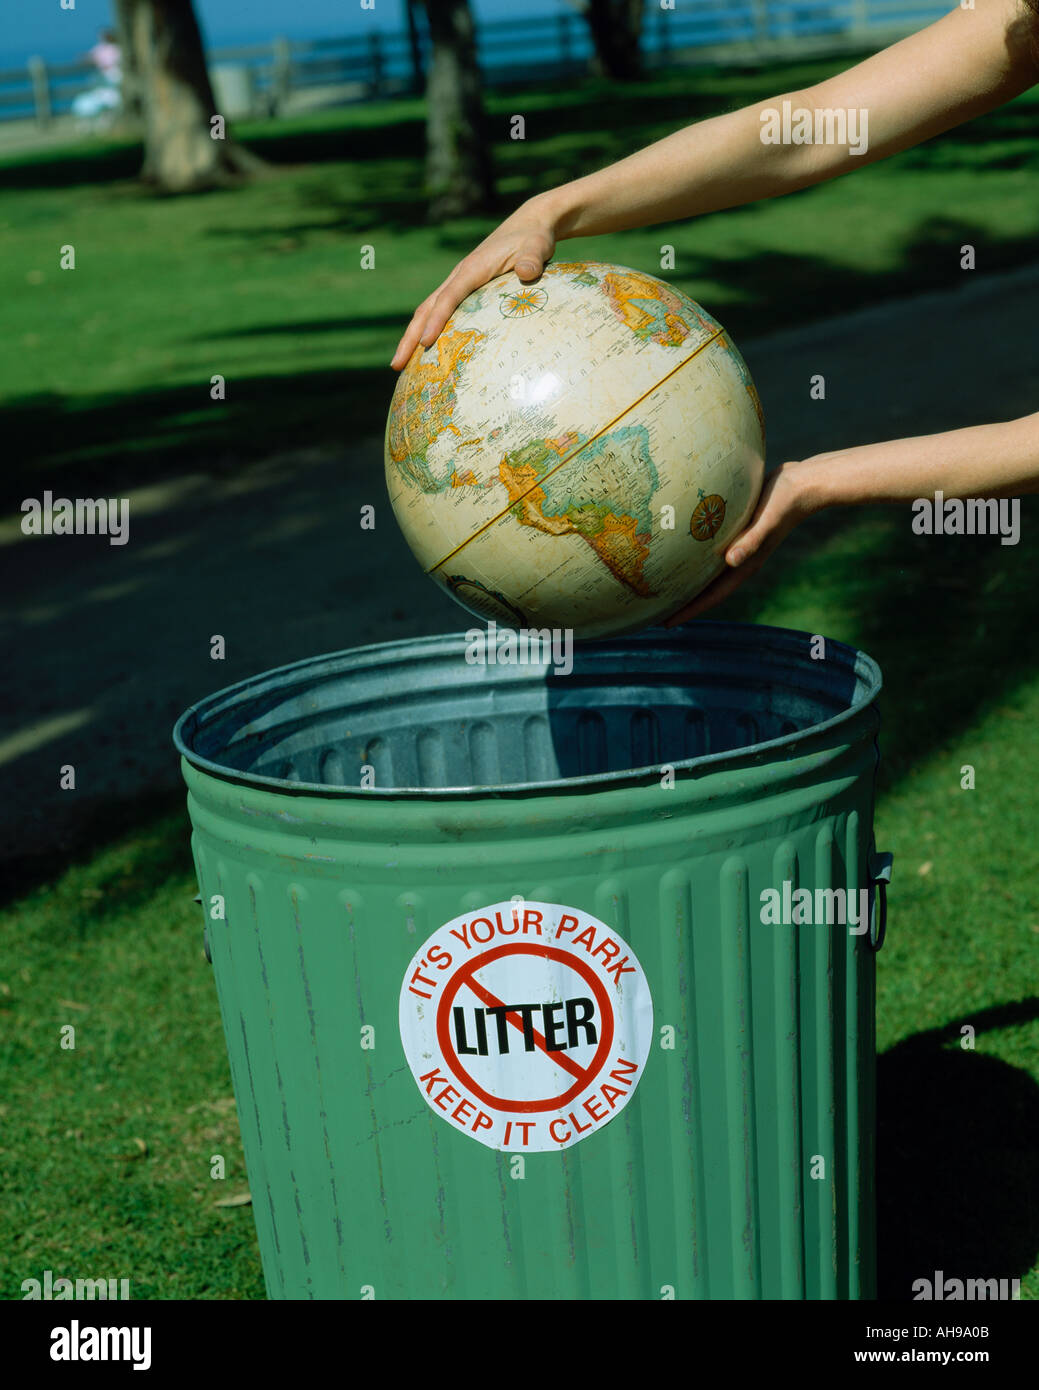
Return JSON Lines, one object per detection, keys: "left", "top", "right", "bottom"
{"left": 419, "top": 317, "right": 443, "bottom": 349}
{"left": 392, "top": 340, "right": 414, "bottom": 368}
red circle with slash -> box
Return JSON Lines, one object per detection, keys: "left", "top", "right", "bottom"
{"left": 436, "top": 942, "right": 615, "bottom": 1113}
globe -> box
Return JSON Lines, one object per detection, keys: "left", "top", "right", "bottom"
{"left": 385, "top": 261, "right": 765, "bottom": 640}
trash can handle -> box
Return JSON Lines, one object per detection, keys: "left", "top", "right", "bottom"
{"left": 867, "top": 850, "right": 893, "bottom": 952}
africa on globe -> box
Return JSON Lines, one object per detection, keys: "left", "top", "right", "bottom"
{"left": 385, "top": 261, "right": 765, "bottom": 639}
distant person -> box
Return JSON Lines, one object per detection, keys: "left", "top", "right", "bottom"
{"left": 73, "top": 28, "right": 122, "bottom": 126}
{"left": 391, "top": 0, "right": 1039, "bottom": 623}
{"left": 89, "top": 29, "right": 122, "bottom": 85}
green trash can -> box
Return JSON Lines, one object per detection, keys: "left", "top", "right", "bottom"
{"left": 173, "top": 622, "right": 891, "bottom": 1300}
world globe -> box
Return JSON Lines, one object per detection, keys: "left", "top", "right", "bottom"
{"left": 385, "top": 261, "right": 765, "bottom": 640}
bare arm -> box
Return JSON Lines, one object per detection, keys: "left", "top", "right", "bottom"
{"left": 392, "top": 0, "right": 1037, "bottom": 367}
{"left": 666, "top": 412, "right": 1039, "bottom": 622}
{"left": 547, "top": 0, "right": 1036, "bottom": 237}
{"left": 802, "top": 412, "right": 1039, "bottom": 507}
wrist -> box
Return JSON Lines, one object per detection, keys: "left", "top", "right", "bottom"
{"left": 527, "top": 183, "right": 581, "bottom": 242}
{"left": 787, "top": 451, "right": 846, "bottom": 513}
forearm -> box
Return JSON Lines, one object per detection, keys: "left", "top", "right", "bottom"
{"left": 800, "top": 413, "right": 1039, "bottom": 511}
{"left": 533, "top": 0, "right": 1035, "bottom": 241}
{"left": 536, "top": 92, "right": 824, "bottom": 238}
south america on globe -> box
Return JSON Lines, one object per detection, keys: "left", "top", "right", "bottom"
{"left": 385, "top": 261, "right": 766, "bottom": 639}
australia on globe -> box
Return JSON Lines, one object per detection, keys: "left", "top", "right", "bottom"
{"left": 385, "top": 261, "right": 766, "bottom": 639}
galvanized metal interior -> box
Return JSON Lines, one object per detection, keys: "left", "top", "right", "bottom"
{"left": 173, "top": 622, "right": 882, "bottom": 796}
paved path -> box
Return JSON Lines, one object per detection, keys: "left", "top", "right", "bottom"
{"left": 2, "top": 261, "right": 1037, "bottom": 887}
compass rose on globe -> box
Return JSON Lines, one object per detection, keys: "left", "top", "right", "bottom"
{"left": 691, "top": 490, "right": 727, "bottom": 541}
{"left": 500, "top": 286, "right": 548, "bottom": 317}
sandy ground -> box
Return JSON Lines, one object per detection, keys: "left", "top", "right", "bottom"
{"left": 2, "top": 260, "right": 1037, "bottom": 890}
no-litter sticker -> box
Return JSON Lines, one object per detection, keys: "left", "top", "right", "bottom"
{"left": 399, "top": 900, "right": 653, "bottom": 1152}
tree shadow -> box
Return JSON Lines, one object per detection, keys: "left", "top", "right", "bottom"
{"left": 4, "top": 247, "right": 1039, "bottom": 819}
{"left": 0, "top": 365, "right": 390, "bottom": 516}
{"left": 877, "top": 1000, "right": 1039, "bottom": 1299}
{"left": 0, "top": 140, "right": 144, "bottom": 190}
{"left": 0, "top": 787, "right": 191, "bottom": 916}
{"left": 663, "top": 215, "right": 1039, "bottom": 343}
{"left": 843, "top": 522, "right": 1039, "bottom": 787}
{"left": 892, "top": 99, "right": 1039, "bottom": 171}
{"left": 183, "top": 92, "right": 1039, "bottom": 248}
{"left": 196, "top": 206, "right": 1039, "bottom": 393}
{"left": 702, "top": 489, "right": 1039, "bottom": 788}
{"left": 0, "top": 72, "right": 719, "bottom": 193}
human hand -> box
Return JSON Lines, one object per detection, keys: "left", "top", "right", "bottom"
{"left": 390, "top": 197, "right": 559, "bottom": 370}
{"left": 664, "top": 460, "right": 819, "bottom": 624}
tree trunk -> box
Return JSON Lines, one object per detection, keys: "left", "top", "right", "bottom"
{"left": 405, "top": 0, "right": 425, "bottom": 95}
{"left": 112, "top": 0, "right": 144, "bottom": 128}
{"left": 583, "top": 0, "right": 644, "bottom": 80}
{"left": 127, "top": 0, "right": 263, "bottom": 193}
{"left": 422, "top": 0, "right": 495, "bottom": 220}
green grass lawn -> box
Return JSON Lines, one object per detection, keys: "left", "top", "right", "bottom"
{"left": 1, "top": 57, "right": 1037, "bottom": 511}
{"left": 1, "top": 58, "right": 1037, "bottom": 1300}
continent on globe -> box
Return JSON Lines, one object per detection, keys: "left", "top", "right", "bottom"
{"left": 385, "top": 327, "right": 485, "bottom": 493}
{"left": 497, "top": 426, "right": 659, "bottom": 597}
{"left": 385, "top": 261, "right": 765, "bottom": 639}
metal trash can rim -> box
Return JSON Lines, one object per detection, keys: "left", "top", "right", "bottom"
{"left": 172, "top": 620, "right": 882, "bottom": 800}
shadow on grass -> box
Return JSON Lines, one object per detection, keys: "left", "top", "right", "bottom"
{"left": 189, "top": 121, "right": 1039, "bottom": 318}
{"left": 4, "top": 54, "right": 1034, "bottom": 195}
{"left": 3, "top": 479, "right": 1038, "bottom": 908}
{"left": 635, "top": 218, "right": 1039, "bottom": 345}
{"left": 0, "top": 786, "right": 190, "bottom": 913}
{"left": 0, "top": 365, "right": 391, "bottom": 516}
{"left": 3, "top": 272, "right": 1039, "bottom": 844}
{"left": 4, "top": 215, "right": 1037, "bottom": 520}
{"left": 0, "top": 139, "right": 144, "bottom": 190}
{"left": 715, "top": 495, "right": 1039, "bottom": 789}
{"left": 0, "top": 59, "right": 848, "bottom": 191}
{"left": 877, "top": 998, "right": 1039, "bottom": 1298}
